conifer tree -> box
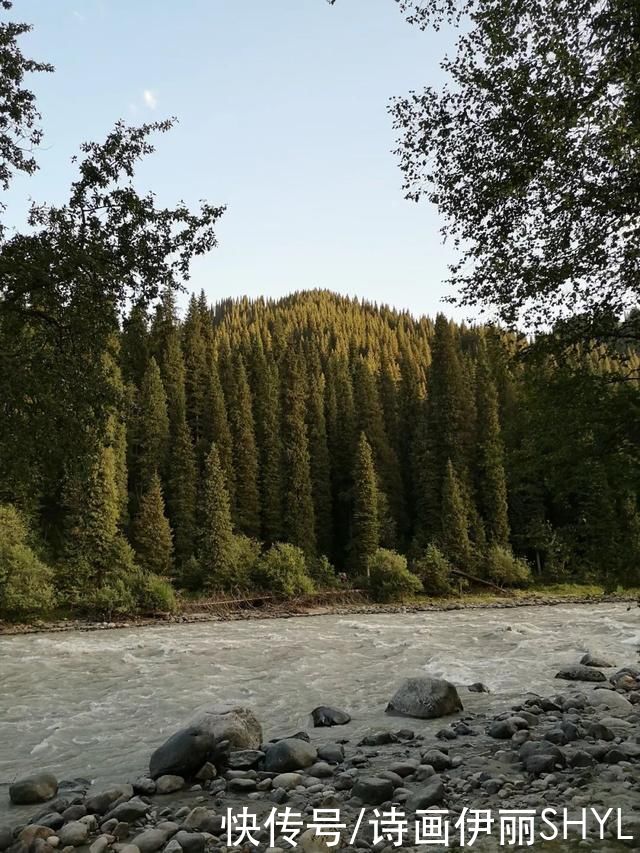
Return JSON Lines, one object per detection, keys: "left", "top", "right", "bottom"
{"left": 200, "top": 442, "right": 235, "bottom": 590}
{"left": 325, "top": 353, "right": 357, "bottom": 562}
{"left": 167, "top": 415, "right": 197, "bottom": 567}
{"left": 414, "top": 315, "right": 475, "bottom": 547}
{"left": 281, "top": 346, "right": 316, "bottom": 555}
{"left": 475, "top": 343, "right": 510, "bottom": 546}
{"left": 132, "top": 472, "right": 173, "bottom": 576}
{"left": 306, "top": 360, "right": 333, "bottom": 558}
{"left": 121, "top": 301, "right": 150, "bottom": 389}
{"left": 249, "top": 338, "right": 283, "bottom": 544}
{"left": 182, "top": 294, "right": 209, "bottom": 456}
{"left": 227, "top": 355, "right": 260, "bottom": 538}
{"left": 133, "top": 357, "right": 170, "bottom": 493}
{"left": 203, "top": 351, "right": 235, "bottom": 504}
{"left": 350, "top": 432, "right": 379, "bottom": 577}
{"left": 440, "top": 459, "right": 474, "bottom": 572}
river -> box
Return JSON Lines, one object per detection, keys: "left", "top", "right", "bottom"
{"left": 1, "top": 602, "right": 638, "bottom": 815}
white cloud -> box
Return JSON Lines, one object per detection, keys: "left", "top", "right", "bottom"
{"left": 143, "top": 89, "right": 158, "bottom": 110}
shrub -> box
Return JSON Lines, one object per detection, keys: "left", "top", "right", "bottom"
{"left": 254, "top": 543, "right": 315, "bottom": 598}
{"left": 230, "top": 535, "right": 262, "bottom": 589}
{"left": 414, "top": 544, "right": 454, "bottom": 596}
{"left": 136, "top": 572, "right": 177, "bottom": 613}
{"left": 0, "top": 505, "right": 55, "bottom": 618}
{"left": 175, "top": 556, "right": 202, "bottom": 592}
{"left": 486, "top": 544, "right": 532, "bottom": 587}
{"left": 309, "top": 554, "right": 338, "bottom": 589}
{"left": 90, "top": 576, "right": 137, "bottom": 619}
{"left": 368, "top": 548, "right": 422, "bottom": 603}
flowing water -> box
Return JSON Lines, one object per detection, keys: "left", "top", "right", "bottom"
{"left": 0, "top": 603, "right": 638, "bottom": 824}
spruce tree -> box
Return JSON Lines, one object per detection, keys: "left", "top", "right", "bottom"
{"left": 249, "top": 337, "right": 283, "bottom": 544}
{"left": 203, "top": 351, "right": 235, "bottom": 504}
{"left": 132, "top": 472, "right": 173, "bottom": 576}
{"left": 350, "top": 432, "right": 379, "bottom": 577}
{"left": 440, "top": 459, "right": 474, "bottom": 572}
{"left": 227, "top": 355, "right": 260, "bottom": 538}
{"left": 281, "top": 346, "right": 316, "bottom": 556}
{"left": 134, "top": 357, "right": 170, "bottom": 493}
{"left": 200, "top": 442, "right": 235, "bottom": 590}
{"left": 475, "top": 343, "right": 510, "bottom": 546}
{"left": 414, "top": 315, "right": 475, "bottom": 548}
{"left": 306, "top": 359, "right": 333, "bottom": 558}
{"left": 167, "top": 415, "right": 198, "bottom": 567}
{"left": 121, "top": 301, "right": 150, "bottom": 389}
{"left": 182, "top": 294, "right": 209, "bottom": 456}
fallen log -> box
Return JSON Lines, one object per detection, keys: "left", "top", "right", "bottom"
{"left": 450, "top": 568, "right": 514, "bottom": 596}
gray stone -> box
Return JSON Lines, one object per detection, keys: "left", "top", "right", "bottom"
{"left": 185, "top": 704, "right": 262, "bottom": 750}
{"left": 580, "top": 653, "right": 615, "bottom": 668}
{"left": 85, "top": 784, "right": 134, "bottom": 815}
{"left": 306, "top": 762, "right": 334, "bottom": 778}
{"left": 149, "top": 728, "right": 218, "bottom": 781}
{"left": 317, "top": 744, "right": 344, "bottom": 765}
{"left": 420, "top": 750, "right": 452, "bottom": 771}
{"left": 406, "top": 778, "right": 445, "bottom": 811}
{"left": 352, "top": 776, "right": 394, "bottom": 805}
{"left": 56, "top": 822, "right": 89, "bottom": 848}
{"left": 467, "top": 682, "right": 490, "bottom": 693}
{"left": 0, "top": 827, "right": 13, "bottom": 852}
{"left": 154, "top": 775, "right": 184, "bottom": 795}
{"left": 132, "top": 777, "right": 156, "bottom": 796}
{"left": 104, "top": 797, "right": 150, "bottom": 824}
{"left": 263, "top": 739, "right": 317, "bottom": 772}
{"left": 386, "top": 677, "right": 463, "bottom": 719}
{"left": 174, "top": 832, "right": 205, "bottom": 853}
{"left": 89, "top": 836, "right": 111, "bottom": 853}
{"left": 181, "top": 808, "right": 219, "bottom": 834}
{"left": 555, "top": 665, "right": 606, "bottom": 683}
{"left": 226, "top": 750, "right": 264, "bottom": 770}
{"left": 310, "top": 707, "right": 351, "bottom": 728}
{"left": 272, "top": 773, "right": 303, "bottom": 791}
{"left": 10, "top": 773, "right": 59, "bottom": 805}
{"left": 488, "top": 719, "right": 518, "bottom": 739}
{"left": 129, "top": 829, "right": 168, "bottom": 853}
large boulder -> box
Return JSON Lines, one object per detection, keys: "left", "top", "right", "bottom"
{"left": 149, "top": 727, "right": 218, "bottom": 780}
{"left": 555, "top": 665, "right": 606, "bottom": 683}
{"left": 9, "top": 773, "right": 58, "bottom": 805}
{"left": 185, "top": 704, "right": 262, "bottom": 750}
{"left": 263, "top": 738, "right": 317, "bottom": 772}
{"left": 311, "top": 706, "right": 351, "bottom": 728}
{"left": 386, "top": 677, "right": 463, "bottom": 719}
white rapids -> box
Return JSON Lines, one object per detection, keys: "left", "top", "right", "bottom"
{"left": 0, "top": 602, "right": 638, "bottom": 813}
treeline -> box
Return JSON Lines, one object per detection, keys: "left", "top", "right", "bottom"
{"left": 1, "top": 289, "right": 639, "bottom": 617}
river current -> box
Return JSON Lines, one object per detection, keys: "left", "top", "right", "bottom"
{"left": 1, "top": 603, "right": 638, "bottom": 815}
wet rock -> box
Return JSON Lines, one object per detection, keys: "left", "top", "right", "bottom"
{"left": 18, "top": 827, "right": 56, "bottom": 846}
{"left": 132, "top": 778, "right": 155, "bottom": 796}
{"left": 129, "top": 829, "right": 169, "bottom": 853}
{"left": 488, "top": 719, "right": 519, "bottom": 739}
{"left": 154, "top": 775, "right": 184, "bottom": 795}
{"left": 467, "top": 683, "right": 490, "bottom": 693}
{"left": 89, "top": 837, "right": 110, "bottom": 853}
{"left": 311, "top": 707, "right": 351, "bottom": 728}
{"left": 149, "top": 728, "right": 218, "bottom": 781}
{"left": 352, "top": 776, "right": 394, "bottom": 805}
{"left": 555, "top": 665, "right": 606, "bottom": 683}
{"left": 85, "top": 784, "right": 133, "bottom": 816}
{"left": 226, "top": 750, "right": 264, "bottom": 770}
{"left": 307, "top": 762, "right": 333, "bottom": 779}
{"left": 56, "top": 822, "right": 88, "bottom": 848}
{"left": 359, "top": 731, "right": 397, "bottom": 747}
{"left": 271, "top": 773, "right": 302, "bottom": 791}
{"left": 103, "top": 797, "right": 150, "bottom": 824}
{"left": 580, "top": 653, "right": 615, "bottom": 668}
{"left": 30, "top": 814, "right": 64, "bottom": 831}
{"left": 519, "top": 740, "right": 566, "bottom": 775}
{"left": 185, "top": 704, "right": 262, "bottom": 750}
{"left": 420, "top": 750, "right": 452, "bottom": 771}
{"left": 317, "top": 744, "right": 344, "bottom": 764}
{"left": 174, "top": 832, "right": 205, "bottom": 853}
{"left": 263, "top": 739, "right": 317, "bottom": 773}
{"left": 194, "top": 762, "right": 216, "bottom": 782}
{"left": 0, "top": 827, "right": 13, "bottom": 852}
{"left": 406, "top": 778, "right": 445, "bottom": 811}
{"left": 386, "top": 677, "right": 463, "bottom": 719}
{"left": 181, "top": 808, "right": 219, "bottom": 834}
{"left": 60, "top": 806, "right": 86, "bottom": 823}
{"left": 9, "top": 773, "right": 59, "bottom": 806}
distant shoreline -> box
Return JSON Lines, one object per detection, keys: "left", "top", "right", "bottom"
{"left": 1, "top": 589, "right": 637, "bottom": 637}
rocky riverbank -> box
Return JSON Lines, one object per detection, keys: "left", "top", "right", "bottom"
{"left": 1, "top": 591, "right": 638, "bottom": 637}
{"left": 3, "top": 655, "right": 639, "bottom": 853}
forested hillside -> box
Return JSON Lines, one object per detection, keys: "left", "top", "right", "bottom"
{"left": 1, "top": 289, "right": 639, "bottom": 618}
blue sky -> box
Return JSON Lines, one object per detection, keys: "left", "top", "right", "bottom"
{"left": 5, "top": 0, "right": 464, "bottom": 319}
